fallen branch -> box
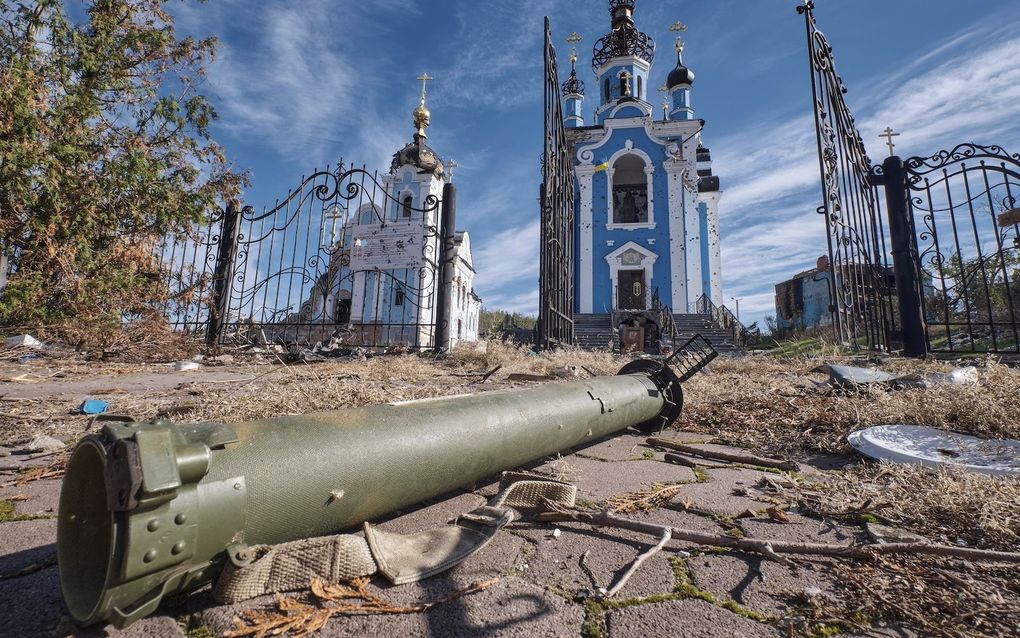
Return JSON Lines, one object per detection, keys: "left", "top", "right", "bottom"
{"left": 663, "top": 453, "right": 698, "bottom": 468}
{"left": 536, "top": 503, "right": 1020, "bottom": 565}
{"left": 647, "top": 437, "right": 800, "bottom": 472}
{"left": 605, "top": 527, "right": 671, "bottom": 597}
{"left": 472, "top": 365, "right": 502, "bottom": 384}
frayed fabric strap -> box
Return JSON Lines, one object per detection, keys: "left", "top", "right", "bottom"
{"left": 213, "top": 474, "right": 577, "bottom": 603}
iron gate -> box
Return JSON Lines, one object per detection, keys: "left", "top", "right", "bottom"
{"left": 799, "top": 2, "right": 1019, "bottom": 355}
{"left": 537, "top": 16, "right": 576, "bottom": 349}
{"left": 799, "top": 1, "right": 897, "bottom": 352}
{"left": 903, "top": 144, "right": 1020, "bottom": 353}
{"left": 157, "top": 161, "right": 443, "bottom": 349}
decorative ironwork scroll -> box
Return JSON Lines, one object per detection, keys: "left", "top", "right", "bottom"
{"left": 538, "top": 17, "right": 576, "bottom": 348}
{"left": 798, "top": 2, "right": 896, "bottom": 351}
{"left": 156, "top": 161, "right": 443, "bottom": 349}
{"left": 904, "top": 143, "right": 1020, "bottom": 353}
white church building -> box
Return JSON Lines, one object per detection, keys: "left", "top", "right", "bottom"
{"left": 299, "top": 82, "right": 482, "bottom": 348}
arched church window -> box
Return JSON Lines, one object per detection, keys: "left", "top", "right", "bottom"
{"left": 619, "top": 75, "right": 627, "bottom": 96}
{"left": 604, "top": 78, "right": 610, "bottom": 101}
{"left": 637, "top": 76, "right": 642, "bottom": 99}
{"left": 394, "top": 286, "right": 405, "bottom": 307}
{"left": 401, "top": 195, "right": 413, "bottom": 219}
{"left": 612, "top": 154, "right": 649, "bottom": 224}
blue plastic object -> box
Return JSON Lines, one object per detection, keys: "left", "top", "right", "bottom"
{"left": 80, "top": 399, "right": 109, "bottom": 415}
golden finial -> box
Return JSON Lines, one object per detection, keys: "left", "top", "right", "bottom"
{"left": 669, "top": 21, "right": 687, "bottom": 54}
{"left": 413, "top": 72, "right": 433, "bottom": 138}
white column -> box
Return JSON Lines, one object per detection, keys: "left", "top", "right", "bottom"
{"left": 701, "top": 191, "right": 723, "bottom": 307}
{"left": 577, "top": 165, "right": 596, "bottom": 313}
{"left": 643, "top": 165, "right": 655, "bottom": 224}
{"left": 684, "top": 180, "right": 703, "bottom": 306}
{"left": 664, "top": 162, "right": 688, "bottom": 312}
{"left": 605, "top": 168, "right": 615, "bottom": 224}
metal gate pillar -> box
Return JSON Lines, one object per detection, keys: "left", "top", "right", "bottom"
{"left": 876, "top": 156, "right": 928, "bottom": 357}
{"left": 206, "top": 200, "right": 241, "bottom": 346}
{"left": 434, "top": 183, "right": 457, "bottom": 353}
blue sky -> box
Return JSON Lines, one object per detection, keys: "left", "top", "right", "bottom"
{"left": 169, "top": 0, "right": 1020, "bottom": 328}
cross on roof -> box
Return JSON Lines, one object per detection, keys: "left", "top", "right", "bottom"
{"left": 879, "top": 126, "right": 900, "bottom": 157}
{"left": 416, "top": 73, "right": 433, "bottom": 101}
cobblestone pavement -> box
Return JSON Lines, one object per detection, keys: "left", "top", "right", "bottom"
{"left": 0, "top": 424, "right": 881, "bottom": 638}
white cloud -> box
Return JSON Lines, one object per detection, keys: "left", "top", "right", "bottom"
{"left": 471, "top": 220, "right": 540, "bottom": 294}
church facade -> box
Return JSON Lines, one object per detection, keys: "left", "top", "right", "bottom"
{"left": 563, "top": 0, "right": 722, "bottom": 315}
{"left": 299, "top": 82, "right": 481, "bottom": 348}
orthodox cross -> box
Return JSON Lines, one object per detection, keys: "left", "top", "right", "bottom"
{"left": 416, "top": 72, "right": 433, "bottom": 102}
{"left": 447, "top": 158, "right": 457, "bottom": 181}
{"left": 669, "top": 20, "right": 687, "bottom": 52}
{"left": 879, "top": 127, "right": 900, "bottom": 157}
{"left": 658, "top": 84, "right": 669, "bottom": 120}
{"left": 566, "top": 31, "right": 582, "bottom": 63}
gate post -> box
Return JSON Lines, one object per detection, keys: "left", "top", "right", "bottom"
{"left": 206, "top": 199, "right": 241, "bottom": 346}
{"left": 877, "top": 156, "right": 928, "bottom": 357}
{"left": 434, "top": 183, "right": 457, "bottom": 352}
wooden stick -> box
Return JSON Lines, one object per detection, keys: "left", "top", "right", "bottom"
{"left": 663, "top": 453, "right": 698, "bottom": 468}
{"left": 647, "top": 437, "right": 800, "bottom": 472}
{"left": 605, "top": 527, "right": 671, "bottom": 597}
{"left": 472, "top": 365, "right": 502, "bottom": 385}
{"left": 535, "top": 505, "right": 1020, "bottom": 564}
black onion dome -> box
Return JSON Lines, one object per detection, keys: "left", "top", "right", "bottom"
{"left": 562, "top": 69, "right": 585, "bottom": 96}
{"left": 667, "top": 59, "right": 694, "bottom": 88}
{"left": 391, "top": 135, "right": 444, "bottom": 177}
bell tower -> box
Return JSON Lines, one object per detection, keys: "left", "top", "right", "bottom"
{"left": 592, "top": 0, "right": 655, "bottom": 124}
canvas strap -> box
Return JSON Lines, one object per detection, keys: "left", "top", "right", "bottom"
{"left": 212, "top": 473, "right": 576, "bottom": 603}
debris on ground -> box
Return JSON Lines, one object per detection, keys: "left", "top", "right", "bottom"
{"left": 4, "top": 334, "right": 42, "bottom": 349}
{"left": 175, "top": 360, "right": 201, "bottom": 372}
{"left": 79, "top": 399, "right": 109, "bottom": 415}
{"left": 814, "top": 363, "right": 898, "bottom": 387}
{"left": 18, "top": 434, "right": 65, "bottom": 454}
{"left": 848, "top": 424, "right": 1020, "bottom": 476}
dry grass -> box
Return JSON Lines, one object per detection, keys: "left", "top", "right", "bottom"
{"left": 225, "top": 576, "right": 498, "bottom": 637}
{"left": 801, "top": 463, "right": 1020, "bottom": 551}
{"left": 676, "top": 354, "right": 1020, "bottom": 458}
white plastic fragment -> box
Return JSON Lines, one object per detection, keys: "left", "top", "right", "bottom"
{"left": 21, "top": 434, "right": 66, "bottom": 454}
{"left": 5, "top": 334, "right": 42, "bottom": 348}
{"left": 848, "top": 424, "right": 1020, "bottom": 476}
{"left": 175, "top": 360, "right": 201, "bottom": 372}
{"left": 552, "top": 528, "right": 561, "bottom": 539}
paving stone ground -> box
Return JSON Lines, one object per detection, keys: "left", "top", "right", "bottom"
{"left": 0, "top": 430, "right": 859, "bottom": 637}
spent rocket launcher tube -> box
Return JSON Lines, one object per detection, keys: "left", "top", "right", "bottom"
{"left": 58, "top": 341, "right": 713, "bottom": 627}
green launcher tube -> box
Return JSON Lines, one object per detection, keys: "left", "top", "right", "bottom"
{"left": 57, "top": 358, "right": 696, "bottom": 628}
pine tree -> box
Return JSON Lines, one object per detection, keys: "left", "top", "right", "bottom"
{"left": 0, "top": 0, "right": 245, "bottom": 326}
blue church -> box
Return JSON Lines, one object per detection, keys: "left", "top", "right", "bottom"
{"left": 563, "top": 0, "right": 722, "bottom": 317}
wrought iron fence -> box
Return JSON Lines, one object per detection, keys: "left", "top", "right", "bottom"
{"left": 799, "top": 1, "right": 898, "bottom": 352}
{"left": 538, "top": 16, "right": 576, "bottom": 349}
{"left": 155, "top": 161, "right": 443, "bottom": 349}
{"left": 904, "top": 144, "right": 1020, "bottom": 353}
{"left": 800, "top": 2, "right": 1020, "bottom": 355}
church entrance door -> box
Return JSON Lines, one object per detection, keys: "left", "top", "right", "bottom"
{"left": 618, "top": 270, "right": 645, "bottom": 310}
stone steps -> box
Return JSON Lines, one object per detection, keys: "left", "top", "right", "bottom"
{"left": 570, "top": 313, "right": 744, "bottom": 355}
